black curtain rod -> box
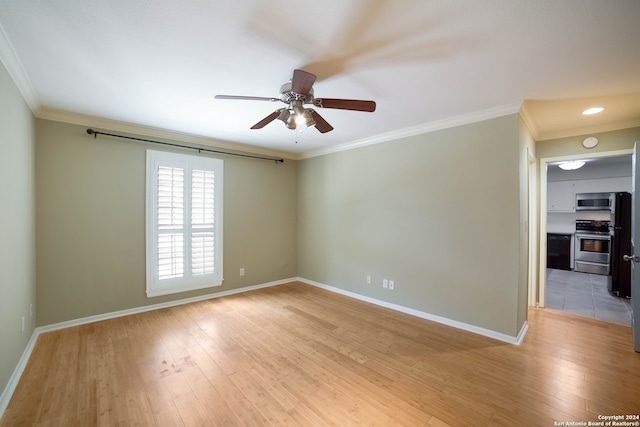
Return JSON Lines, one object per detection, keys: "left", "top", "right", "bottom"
{"left": 86, "top": 129, "right": 285, "bottom": 163}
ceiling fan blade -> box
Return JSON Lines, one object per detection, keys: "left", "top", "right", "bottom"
{"left": 309, "top": 110, "right": 333, "bottom": 133}
{"left": 313, "top": 98, "right": 376, "bottom": 112}
{"left": 250, "top": 111, "right": 280, "bottom": 129}
{"left": 291, "top": 69, "right": 316, "bottom": 95}
{"left": 215, "top": 95, "right": 280, "bottom": 102}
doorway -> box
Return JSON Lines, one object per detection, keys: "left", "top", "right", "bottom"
{"left": 537, "top": 150, "right": 634, "bottom": 326}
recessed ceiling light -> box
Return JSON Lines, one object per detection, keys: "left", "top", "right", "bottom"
{"left": 582, "top": 107, "right": 604, "bottom": 115}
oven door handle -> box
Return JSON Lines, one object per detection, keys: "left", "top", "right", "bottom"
{"left": 576, "top": 233, "right": 611, "bottom": 240}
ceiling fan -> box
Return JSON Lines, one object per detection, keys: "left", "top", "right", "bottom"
{"left": 215, "top": 69, "right": 376, "bottom": 133}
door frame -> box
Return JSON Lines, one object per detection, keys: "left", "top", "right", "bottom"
{"left": 535, "top": 148, "right": 633, "bottom": 307}
{"left": 527, "top": 148, "right": 538, "bottom": 307}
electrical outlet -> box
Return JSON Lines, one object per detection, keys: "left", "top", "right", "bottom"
{"left": 389, "top": 280, "right": 395, "bottom": 290}
{"left": 240, "top": 268, "right": 245, "bottom": 277}
{"left": 383, "top": 279, "right": 388, "bottom": 289}
{"left": 366, "top": 275, "right": 371, "bottom": 284}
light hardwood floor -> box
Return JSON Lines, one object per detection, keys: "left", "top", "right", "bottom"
{"left": 2, "top": 282, "right": 639, "bottom": 426}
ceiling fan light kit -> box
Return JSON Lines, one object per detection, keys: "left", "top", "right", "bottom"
{"left": 215, "top": 69, "right": 376, "bottom": 134}
{"left": 276, "top": 109, "right": 296, "bottom": 129}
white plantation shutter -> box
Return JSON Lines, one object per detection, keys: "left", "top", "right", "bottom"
{"left": 146, "top": 150, "right": 223, "bottom": 297}
{"left": 157, "top": 234, "right": 184, "bottom": 279}
{"left": 191, "top": 169, "right": 216, "bottom": 276}
{"left": 191, "top": 169, "right": 215, "bottom": 226}
{"left": 157, "top": 166, "right": 184, "bottom": 280}
{"left": 192, "top": 232, "right": 214, "bottom": 275}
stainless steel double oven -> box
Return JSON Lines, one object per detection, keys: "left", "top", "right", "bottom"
{"left": 574, "top": 220, "right": 611, "bottom": 275}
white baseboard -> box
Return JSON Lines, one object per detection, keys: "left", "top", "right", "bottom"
{"left": 36, "top": 278, "right": 294, "bottom": 334}
{"left": 296, "top": 277, "right": 528, "bottom": 345}
{"left": 0, "top": 330, "right": 39, "bottom": 419}
{"left": 516, "top": 321, "right": 529, "bottom": 345}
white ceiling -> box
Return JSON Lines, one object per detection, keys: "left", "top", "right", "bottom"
{"left": 1, "top": 0, "right": 639, "bottom": 158}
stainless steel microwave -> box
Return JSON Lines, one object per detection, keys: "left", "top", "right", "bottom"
{"left": 575, "top": 192, "right": 613, "bottom": 211}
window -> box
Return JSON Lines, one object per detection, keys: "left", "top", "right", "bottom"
{"left": 146, "top": 150, "right": 223, "bottom": 297}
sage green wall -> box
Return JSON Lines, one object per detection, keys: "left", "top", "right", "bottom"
{"left": 0, "top": 62, "right": 36, "bottom": 397}
{"left": 298, "top": 114, "right": 525, "bottom": 337}
{"left": 536, "top": 127, "right": 640, "bottom": 159}
{"left": 36, "top": 120, "right": 297, "bottom": 326}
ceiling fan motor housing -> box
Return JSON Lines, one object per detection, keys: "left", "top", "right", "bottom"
{"left": 279, "top": 82, "right": 314, "bottom": 104}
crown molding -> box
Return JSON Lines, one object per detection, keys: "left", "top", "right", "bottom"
{"left": 518, "top": 102, "right": 541, "bottom": 140}
{"left": 0, "top": 23, "right": 39, "bottom": 113}
{"left": 300, "top": 101, "right": 524, "bottom": 159}
{"left": 36, "top": 108, "right": 299, "bottom": 161}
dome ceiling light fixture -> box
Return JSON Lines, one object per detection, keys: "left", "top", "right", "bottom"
{"left": 558, "top": 160, "right": 586, "bottom": 171}
{"left": 582, "top": 107, "right": 604, "bottom": 115}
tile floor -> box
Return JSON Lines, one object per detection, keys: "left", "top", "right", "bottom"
{"left": 545, "top": 268, "right": 632, "bottom": 327}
